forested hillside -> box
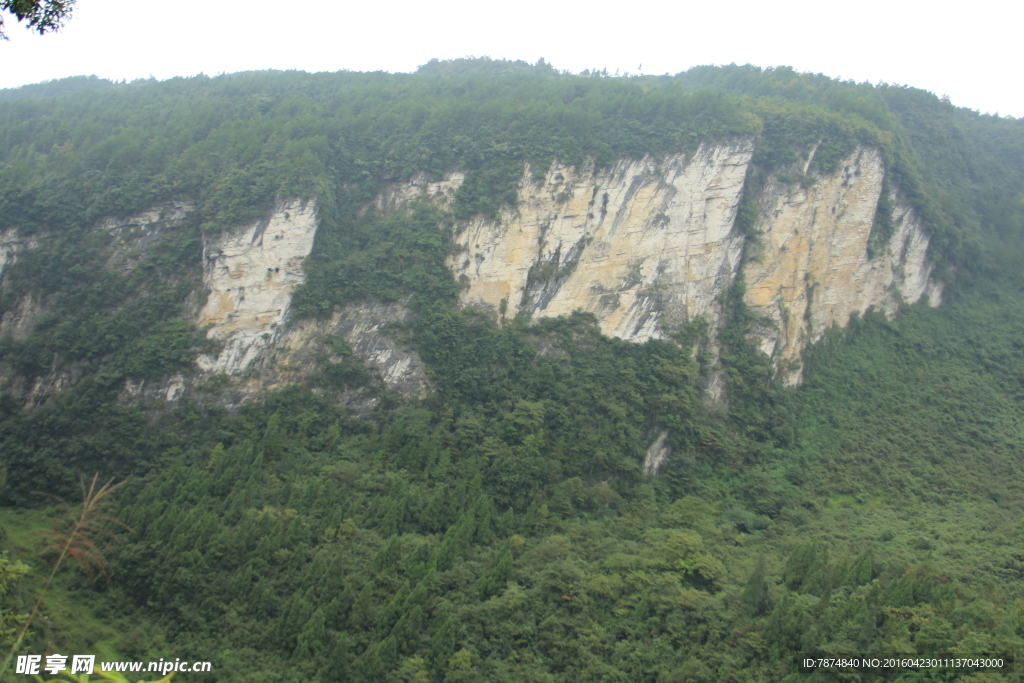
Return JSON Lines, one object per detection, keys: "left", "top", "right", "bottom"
{"left": 1, "top": 59, "right": 1024, "bottom": 682}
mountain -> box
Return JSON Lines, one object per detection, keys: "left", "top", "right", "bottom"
{"left": 1, "top": 59, "right": 1023, "bottom": 682}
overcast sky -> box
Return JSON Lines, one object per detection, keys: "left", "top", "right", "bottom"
{"left": 1, "top": 0, "right": 1021, "bottom": 117}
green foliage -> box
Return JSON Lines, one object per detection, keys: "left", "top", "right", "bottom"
{"left": 868, "top": 172, "right": 896, "bottom": 258}
{"left": 796, "top": 282, "right": 1024, "bottom": 501}
{"left": 292, "top": 204, "right": 457, "bottom": 319}
{"left": 0, "top": 0, "right": 74, "bottom": 39}
{"left": 0, "top": 227, "right": 212, "bottom": 498}
{"left": 718, "top": 278, "right": 794, "bottom": 454}
{"left": 733, "top": 167, "right": 762, "bottom": 238}
{"left": 741, "top": 556, "right": 771, "bottom": 617}
{"left": 0, "top": 276, "right": 1002, "bottom": 681}
{"left": 0, "top": 552, "right": 29, "bottom": 651}
{"left": 0, "top": 60, "right": 1024, "bottom": 683}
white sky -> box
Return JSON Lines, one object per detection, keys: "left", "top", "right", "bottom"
{"left": 1, "top": 0, "right": 1022, "bottom": 117}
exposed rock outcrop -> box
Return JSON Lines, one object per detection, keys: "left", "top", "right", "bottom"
{"left": 329, "top": 301, "right": 430, "bottom": 398}
{"left": 0, "top": 294, "right": 40, "bottom": 342}
{"left": 0, "top": 199, "right": 431, "bottom": 409}
{"left": 257, "top": 300, "right": 430, "bottom": 402}
{"left": 448, "top": 141, "right": 754, "bottom": 342}
{"left": 98, "top": 201, "right": 195, "bottom": 273}
{"left": 195, "top": 199, "right": 319, "bottom": 374}
{"left": 0, "top": 141, "right": 945, "bottom": 411}
{"left": 644, "top": 431, "right": 671, "bottom": 476}
{"left": 744, "top": 147, "right": 942, "bottom": 384}
{"left": 419, "top": 142, "right": 940, "bottom": 386}
{"left": 373, "top": 172, "right": 465, "bottom": 214}
{"left": 189, "top": 200, "right": 430, "bottom": 404}
{"left": 0, "top": 228, "right": 40, "bottom": 278}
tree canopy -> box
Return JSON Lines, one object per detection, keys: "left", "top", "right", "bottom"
{"left": 0, "top": 0, "right": 74, "bottom": 39}
{"left": 1, "top": 61, "right": 1023, "bottom": 681}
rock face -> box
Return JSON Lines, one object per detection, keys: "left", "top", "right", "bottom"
{"left": 429, "top": 142, "right": 941, "bottom": 386}
{"left": 0, "top": 294, "right": 41, "bottom": 342}
{"left": 644, "top": 431, "right": 671, "bottom": 476}
{"left": 0, "top": 229, "right": 44, "bottom": 342}
{"left": 262, "top": 300, "right": 430, "bottom": 401}
{"left": 448, "top": 141, "right": 754, "bottom": 342}
{"left": 0, "top": 141, "right": 944, "bottom": 410}
{"left": 0, "top": 228, "right": 40, "bottom": 278}
{"left": 329, "top": 301, "right": 430, "bottom": 398}
{"left": 373, "top": 172, "right": 465, "bottom": 214}
{"left": 0, "top": 198, "right": 429, "bottom": 408}
{"left": 186, "top": 200, "right": 429, "bottom": 405}
{"left": 196, "top": 199, "right": 319, "bottom": 374}
{"left": 97, "top": 202, "right": 196, "bottom": 273}
{"left": 744, "top": 147, "right": 942, "bottom": 384}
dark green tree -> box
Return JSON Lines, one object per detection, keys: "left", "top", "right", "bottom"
{"left": 1, "top": 0, "right": 74, "bottom": 38}
{"left": 741, "top": 556, "right": 771, "bottom": 617}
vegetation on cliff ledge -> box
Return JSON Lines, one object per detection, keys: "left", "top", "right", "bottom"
{"left": 0, "top": 60, "right": 1023, "bottom": 682}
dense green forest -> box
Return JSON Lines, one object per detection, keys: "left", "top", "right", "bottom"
{"left": 1, "top": 59, "right": 1024, "bottom": 682}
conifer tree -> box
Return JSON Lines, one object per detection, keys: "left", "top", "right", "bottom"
{"left": 741, "top": 556, "right": 771, "bottom": 617}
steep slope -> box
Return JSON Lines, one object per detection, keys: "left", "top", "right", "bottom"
{"left": 450, "top": 142, "right": 752, "bottom": 342}
{"left": 0, "top": 144, "right": 942, "bottom": 405}
{"left": 196, "top": 198, "right": 318, "bottom": 375}
{"left": 3, "top": 62, "right": 1024, "bottom": 683}
{"left": 435, "top": 144, "right": 940, "bottom": 387}
{"left": 744, "top": 146, "right": 942, "bottom": 384}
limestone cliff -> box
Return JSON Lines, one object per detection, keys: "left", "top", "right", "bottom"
{"left": 259, "top": 300, "right": 430, "bottom": 401}
{"left": 423, "top": 142, "right": 940, "bottom": 386}
{"left": 0, "top": 200, "right": 429, "bottom": 409}
{"left": 0, "top": 228, "right": 40, "bottom": 278}
{"left": 190, "top": 200, "right": 429, "bottom": 405}
{"left": 373, "top": 172, "right": 465, "bottom": 214}
{"left": 98, "top": 201, "right": 196, "bottom": 273}
{"left": 448, "top": 141, "right": 753, "bottom": 342}
{"left": 0, "top": 228, "right": 43, "bottom": 342}
{"left": 148, "top": 298, "right": 429, "bottom": 411}
{"left": 195, "top": 198, "right": 319, "bottom": 374}
{"left": 0, "top": 141, "right": 943, "bottom": 410}
{"left": 744, "top": 147, "right": 943, "bottom": 384}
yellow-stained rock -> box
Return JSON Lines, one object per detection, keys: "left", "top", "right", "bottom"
{"left": 449, "top": 141, "right": 756, "bottom": 343}
{"left": 196, "top": 198, "right": 319, "bottom": 374}
{"left": 745, "top": 146, "right": 942, "bottom": 385}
